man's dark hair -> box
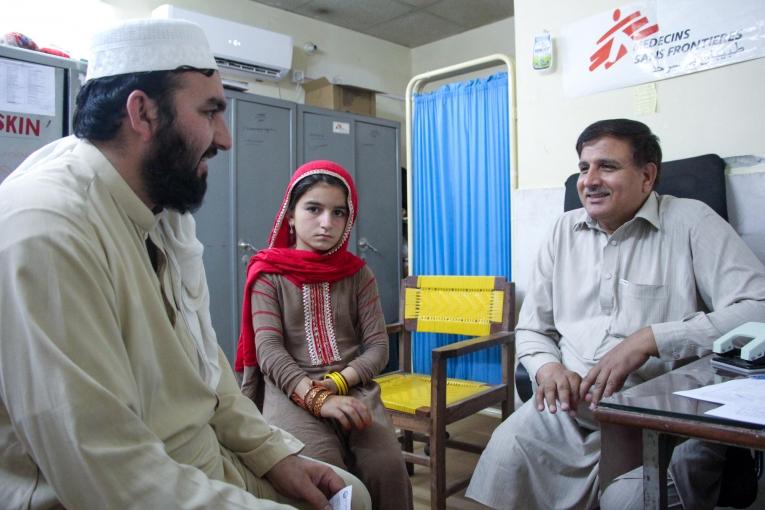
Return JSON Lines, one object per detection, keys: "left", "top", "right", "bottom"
{"left": 576, "top": 118, "right": 663, "bottom": 185}
{"left": 73, "top": 68, "right": 214, "bottom": 141}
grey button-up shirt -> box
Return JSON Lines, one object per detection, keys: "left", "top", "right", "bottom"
{"left": 518, "top": 192, "right": 765, "bottom": 387}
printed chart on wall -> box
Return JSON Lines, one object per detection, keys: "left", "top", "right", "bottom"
{"left": 560, "top": 0, "right": 765, "bottom": 96}
{"left": 0, "top": 58, "right": 57, "bottom": 183}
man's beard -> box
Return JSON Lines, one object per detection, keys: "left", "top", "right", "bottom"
{"left": 141, "top": 122, "right": 215, "bottom": 214}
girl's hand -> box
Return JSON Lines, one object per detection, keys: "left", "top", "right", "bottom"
{"left": 317, "top": 378, "right": 338, "bottom": 394}
{"left": 319, "top": 396, "right": 372, "bottom": 431}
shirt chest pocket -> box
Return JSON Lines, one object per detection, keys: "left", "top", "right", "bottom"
{"left": 614, "top": 279, "right": 669, "bottom": 336}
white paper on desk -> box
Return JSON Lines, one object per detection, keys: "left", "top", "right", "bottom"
{"left": 673, "top": 378, "right": 765, "bottom": 406}
{"left": 329, "top": 485, "right": 352, "bottom": 510}
{"left": 705, "top": 402, "right": 765, "bottom": 426}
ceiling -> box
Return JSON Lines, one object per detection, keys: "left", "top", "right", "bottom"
{"left": 247, "top": 0, "right": 513, "bottom": 48}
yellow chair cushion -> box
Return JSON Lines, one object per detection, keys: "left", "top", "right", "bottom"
{"left": 375, "top": 373, "right": 489, "bottom": 414}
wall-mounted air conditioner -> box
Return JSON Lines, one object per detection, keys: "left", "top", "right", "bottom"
{"left": 152, "top": 4, "right": 293, "bottom": 82}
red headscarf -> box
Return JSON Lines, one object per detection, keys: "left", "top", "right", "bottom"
{"left": 234, "top": 160, "right": 365, "bottom": 371}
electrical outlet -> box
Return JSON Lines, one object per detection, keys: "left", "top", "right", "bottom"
{"left": 292, "top": 70, "right": 305, "bottom": 83}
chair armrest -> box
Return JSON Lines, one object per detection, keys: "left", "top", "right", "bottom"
{"left": 432, "top": 331, "right": 513, "bottom": 361}
{"left": 386, "top": 322, "right": 403, "bottom": 335}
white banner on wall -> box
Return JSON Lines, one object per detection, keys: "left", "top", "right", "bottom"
{"left": 561, "top": 0, "right": 765, "bottom": 97}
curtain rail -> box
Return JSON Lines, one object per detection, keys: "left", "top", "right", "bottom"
{"left": 405, "top": 54, "right": 517, "bottom": 276}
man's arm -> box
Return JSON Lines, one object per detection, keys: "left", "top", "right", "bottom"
{"left": 580, "top": 205, "right": 765, "bottom": 407}
{"left": 579, "top": 326, "right": 658, "bottom": 408}
{"left": 0, "top": 213, "right": 289, "bottom": 509}
{"left": 265, "top": 455, "right": 346, "bottom": 509}
{"left": 653, "top": 207, "right": 765, "bottom": 359}
{"left": 210, "top": 349, "right": 304, "bottom": 476}
{"left": 517, "top": 217, "right": 582, "bottom": 415}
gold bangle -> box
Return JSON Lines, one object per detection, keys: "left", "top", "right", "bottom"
{"left": 312, "top": 389, "right": 332, "bottom": 417}
{"left": 303, "top": 385, "right": 323, "bottom": 411}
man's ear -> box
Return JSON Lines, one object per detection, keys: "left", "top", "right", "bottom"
{"left": 125, "top": 90, "right": 160, "bottom": 142}
{"left": 641, "top": 162, "right": 658, "bottom": 193}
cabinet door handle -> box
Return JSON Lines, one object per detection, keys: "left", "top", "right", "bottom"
{"left": 238, "top": 240, "right": 257, "bottom": 252}
{"left": 358, "top": 237, "right": 380, "bottom": 253}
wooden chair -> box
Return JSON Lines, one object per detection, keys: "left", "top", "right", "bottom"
{"left": 374, "top": 275, "right": 515, "bottom": 510}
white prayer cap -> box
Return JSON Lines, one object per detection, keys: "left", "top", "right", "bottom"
{"left": 85, "top": 18, "right": 217, "bottom": 82}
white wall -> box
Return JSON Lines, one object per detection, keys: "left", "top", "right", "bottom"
{"left": 1, "top": 0, "right": 412, "bottom": 126}
{"left": 411, "top": 18, "right": 515, "bottom": 77}
{"left": 101, "top": 0, "right": 412, "bottom": 125}
{"left": 0, "top": 0, "right": 117, "bottom": 60}
{"left": 514, "top": 0, "right": 765, "bottom": 189}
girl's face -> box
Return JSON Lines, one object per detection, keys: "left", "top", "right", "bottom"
{"left": 288, "top": 182, "right": 349, "bottom": 253}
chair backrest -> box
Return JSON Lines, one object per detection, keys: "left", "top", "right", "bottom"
{"left": 400, "top": 275, "right": 514, "bottom": 336}
{"left": 563, "top": 153, "right": 728, "bottom": 220}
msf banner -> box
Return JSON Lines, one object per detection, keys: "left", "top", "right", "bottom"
{"left": 560, "top": 0, "right": 765, "bottom": 97}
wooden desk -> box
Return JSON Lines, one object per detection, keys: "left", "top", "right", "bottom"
{"left": 594, "top": 356, "right": 765, "bottom": 510}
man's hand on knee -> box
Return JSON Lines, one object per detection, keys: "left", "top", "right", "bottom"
{"left": 265, "top": 454, "right": 344, "bottom": 510}
{"left": 580, "top": 326, "right": 659, "bottom": 409}
{"left": 535, "top": 362, "right": 583, "bottom": 416}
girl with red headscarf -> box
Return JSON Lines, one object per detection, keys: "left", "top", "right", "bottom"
{"left": 236, "top": 160, "right": 412, "bottom": 510}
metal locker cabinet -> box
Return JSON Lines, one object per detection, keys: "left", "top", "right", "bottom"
{"left": 195, "top": 90, "right": 296, "bottom": 363}
{"left": 353, "top": 119, "right": 402, "bottom": 339}
{"left": 194, "top": 96, "right": 236, "bottom": 362}
{"left": 297, "top": 105, "right": 402, "bottom": 370}
{"left": 0, "top": 46, "right": 85, "bottom": 183}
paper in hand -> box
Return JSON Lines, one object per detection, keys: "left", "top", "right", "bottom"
{"left": 329, "top": 485, "right": 352, "bottom": 510}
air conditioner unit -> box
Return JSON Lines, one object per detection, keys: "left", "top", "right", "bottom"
{"left": 152, "top": 4, "right": 293, "bottom": 82}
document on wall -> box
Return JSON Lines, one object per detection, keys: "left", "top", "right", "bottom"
{"left": 329, "top": 485, "right": 352, "bottom": 510}
{"left": 0, "top": 58, "right": 55, "bottom": 117}
{"left": 674, "top": 378, "right": 765, "bottom": 426}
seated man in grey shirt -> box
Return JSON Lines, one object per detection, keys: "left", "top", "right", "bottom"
{"left": 466, "top": 118, "right": 765, "bottom": 510}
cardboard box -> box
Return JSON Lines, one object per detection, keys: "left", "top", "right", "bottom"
{"left": 303, "top": 78, "right": 376, "bottom": 117}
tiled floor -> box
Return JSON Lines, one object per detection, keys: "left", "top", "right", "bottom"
{"left": 410, "top": 412, "right": 499, "bottom": 510}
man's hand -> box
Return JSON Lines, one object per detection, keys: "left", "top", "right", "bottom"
{"left": 579, "top": 326, "right": 659, "bottom": 409}
{"left": 320, "top": 396, "right": 372, "bottom": 431}
{"left": 265, "top": 455, "right": 345, "bottom": 510}
{"left": 534, "top": 362, "right": 582, "bottom": 416}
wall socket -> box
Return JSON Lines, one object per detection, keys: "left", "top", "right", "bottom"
{"left": 292, "top": 70, "right": 305, "bottom": 83}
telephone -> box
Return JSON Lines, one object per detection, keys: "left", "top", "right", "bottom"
{"left": 711, "top": 322, "right": 765, "bottom": 375}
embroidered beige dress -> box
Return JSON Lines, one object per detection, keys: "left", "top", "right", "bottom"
{"left": 246, "top": 266, "right": 413, "bottom": 510}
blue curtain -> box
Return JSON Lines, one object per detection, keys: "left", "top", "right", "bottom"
{"left": 411, "top": 71, "right": 511, "bottom": 384}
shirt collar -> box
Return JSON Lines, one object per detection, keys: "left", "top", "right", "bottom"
{"left": 573, "top": 191, "right": 660, "bottom": 233}
{"left": 73, "top": 139, "right": 158, "bottom": 233}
